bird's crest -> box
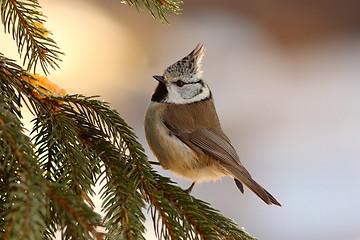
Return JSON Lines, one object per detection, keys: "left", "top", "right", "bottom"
{"left": 164, "top": 44, "right": 205, "bottom": 81}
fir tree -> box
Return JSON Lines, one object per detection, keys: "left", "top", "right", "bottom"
{"left": 0, "top": 0, "right": 257, "bottom": 239}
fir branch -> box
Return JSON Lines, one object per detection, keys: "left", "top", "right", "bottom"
{"left": 0, "top": 100, "right": 46, "bottom": 240}
{"left": 46, "top": 183, "right": 104, "bottom": 240}
{"left": 31, "top": 107, "right": 100, "bottom": 207}
{"left": 120, "top": 0, "right": 183, "bottom": 22}
{"left": 148, "top": 188, "right": 186, "bottom": 239}
{"left": 1, "top": 0, "right": 62, "bottom": 74}
{"left": 0, "top": 53, "right": 48, "bottom": 116}
{"left": 64, "top": 107, "right": 147, "bottom": 240}
{"left": 147, "top": 176, "right": 256, "bottom": 240}
{"left": 1, "top": 52, "right": 26, "bottom": 118}
{"left": 100, "top": 156, "right": 147, "bottom": 240}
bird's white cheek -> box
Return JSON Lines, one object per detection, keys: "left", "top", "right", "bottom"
{"left": 166, "top": 86, "right": 183, "bottom": 103}
{"left": 165, "top": 85, "right": 211, "bottom": 104}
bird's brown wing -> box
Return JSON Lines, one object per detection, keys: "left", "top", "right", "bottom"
{"left": 164, "top": 122, "right": 251, "bottom": 177}
{"left": 164, "top": 122, "right": 281, "bottom": 206}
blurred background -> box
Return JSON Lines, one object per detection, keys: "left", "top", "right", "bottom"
{"left": 1, "top": 0, "right": 360, "bottom": 239}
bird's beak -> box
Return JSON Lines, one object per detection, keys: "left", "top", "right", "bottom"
{"left": 153, "top": 75, "right": 165, "bottom": 84}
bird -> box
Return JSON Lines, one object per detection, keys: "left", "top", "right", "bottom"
{"left": 144, "top": 44, "right": 281, "bottom": 206}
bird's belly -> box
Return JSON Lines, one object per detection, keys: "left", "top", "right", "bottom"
{"left": 154, "top": 137, "right": 225, "bottom": 182}
{"left": 172, "top": 161, "right": 226, "bottom": 182}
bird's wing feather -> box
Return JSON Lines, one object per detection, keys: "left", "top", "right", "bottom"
{"left": 163, "top": 122, "right": 251, "bottom": 179}
{"left": 189, "top": 128, "right": 282, "bottom": 206}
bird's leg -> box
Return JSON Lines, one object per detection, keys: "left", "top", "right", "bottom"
{"left": 185, "top": 182, "right": 196, "bottom": 193}
{"left": 148, "top": 161, "right": 160, "bottom": 165}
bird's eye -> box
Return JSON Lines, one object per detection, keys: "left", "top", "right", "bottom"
{"left": 176, "top": 80, "right": 185, "bottom": 87}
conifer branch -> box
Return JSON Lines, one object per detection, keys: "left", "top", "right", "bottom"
{"left": 1, "top": 53, "right": 30, "bottom": 117}
{"left": 1, "top": 0, "right": 62, "bottom": 74}
{"left": 64, "top": 96, "right": 149, "bottom": 239}
{"left": 46, "top": 184, "right": 104, "bottom": 240}
{"left": 31, "top": 109, "right": 99, "bottom": 205}
{"left": 0, "top": 100, "right": 46, "bottom": 240}
{"left": 120, "top": 0, "right": 183, "bottom": 22}
{"left": 0, "top": 53, "right": 49, "bottom": 118}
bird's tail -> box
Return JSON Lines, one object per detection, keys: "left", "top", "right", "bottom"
{"left": 229, "top": 166, "right": 281, "bottom": 206}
